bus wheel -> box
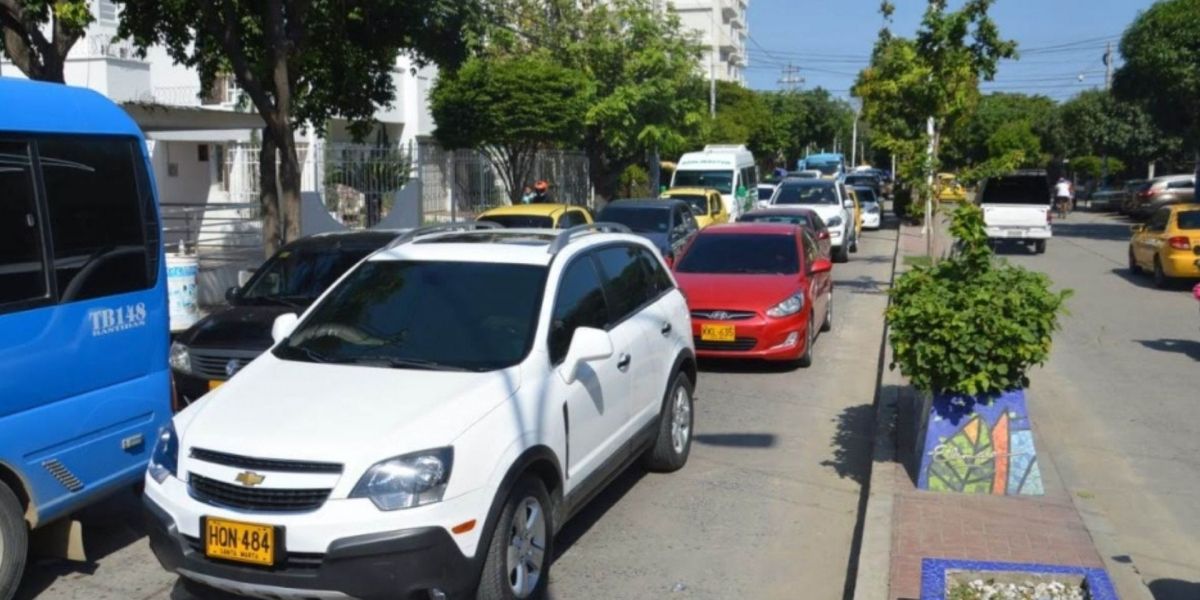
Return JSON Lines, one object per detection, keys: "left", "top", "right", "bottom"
{"left": 0, "top": 483, "right": 27, "bottom": 600}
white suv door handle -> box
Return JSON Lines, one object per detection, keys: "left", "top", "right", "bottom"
{"left": 660, "top": 322, "right": 672, "bottom": 336}
{"left": 616, "top": 353, "right": 632, "bottom": 372}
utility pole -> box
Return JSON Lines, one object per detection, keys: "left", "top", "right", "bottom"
{"left": 850, "top": 100, "right": 861, "bottom": 168}
{"left": 709, "top": 43, "right": 717, "bottom": 118}
{"left": 925, "top": 116, "right": 935, "bottom": 257}
{"left": 778, "top": 63, "right": 804, "bottom": 92}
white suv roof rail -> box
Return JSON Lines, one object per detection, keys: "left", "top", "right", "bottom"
{"left": 384, "top": 221, "right": 501, "bottom": 249}
{"left": 547, "top": 222, "right": 633, "bottom": 255}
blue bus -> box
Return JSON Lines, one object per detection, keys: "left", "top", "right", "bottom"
{"left": 0, "top": 78, "right": 170, "bottom": 594}
{"left": 798, "top": 153, "right": 846, "bottom": 179}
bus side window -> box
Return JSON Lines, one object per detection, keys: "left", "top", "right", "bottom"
{"left": 0, "top": 141, "right": 50, "bottom": 309}
{"left": 39, "top": 137, "right": 151, "bottom": 303}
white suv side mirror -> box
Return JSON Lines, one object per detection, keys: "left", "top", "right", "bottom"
{"left": 843, "top": 199, "right": 854, "bottom": 209}
{"left": 271, "top": 313, "right": 300, "bottom": 344}
{"left": 558, "top": 327, "right": 614, "bottom": 384}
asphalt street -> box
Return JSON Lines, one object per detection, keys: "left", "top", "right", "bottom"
{"left": 14, "top": 222, "right": 898, "bottom": 600}
{"left": 1002, "top": 209, "right": 1200, "bottom": 600}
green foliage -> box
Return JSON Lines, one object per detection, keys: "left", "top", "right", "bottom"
{"left": 430, "top": 53, "right": 591, "bottom": 202}
{"left": 619, "top": 164, "right": 651, "bottom": 198}
{"left": 481, "top": 0, "right": 704, "bottom": 202}
{"left": 1070, "top": 155, "right": 1127, "bottom": 180}
{"left": 887, "top": 204, "right": 1071, "bottom": 396}
{"left": 941, "top": 93, "right": 1056, "bottom": 168}
{"left": 0, "top": 0, "right": 93, "bottom": 82}
{"left": 1054, "top": 90, "right": 1174, "bottom": 170}
{"left": 985, "top": 121, "right": 1041, "bottom": 167}
{"left": 1114, "top": 0, "right": 1200, "bottom": 159}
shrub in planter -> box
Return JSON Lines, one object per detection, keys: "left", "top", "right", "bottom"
{"left": 887, "top": 205, "right": 1070, "bottom": 494}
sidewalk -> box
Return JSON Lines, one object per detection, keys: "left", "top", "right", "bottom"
{"left": 853, "top": 211, "right": 1150, "bottom": 600}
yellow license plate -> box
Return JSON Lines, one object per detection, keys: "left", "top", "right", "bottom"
{"left": 700, "top": 324, "right": 736, "bottom": 342}
{"left": 208, "top": 380, "right": 223, "bottom": 391}
{"left": 204, "top": 517, "right": 277, "bottom": 566}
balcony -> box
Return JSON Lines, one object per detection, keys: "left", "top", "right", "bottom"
{"left": 138, "top": 75, "right": 243, "bottom": 109}
{"left": 720, "top": 0, "right": 736, "bottom": 20}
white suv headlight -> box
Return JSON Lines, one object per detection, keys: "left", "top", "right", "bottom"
{"left": 169, "top": 341, "right": 192, "bottom": 374}
{"left": 148, "top": 422, "right": 178, "bottom": 483}
{"left": 766, "top": 293, "right": 805, "bottom": 318}
{"left": 351, "top": 448, "right": 453, "bottom": 510}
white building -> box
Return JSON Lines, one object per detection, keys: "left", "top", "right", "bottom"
{"left": 1, "top": 0, "right": 438, "bottom": 303}
{"left": 670, "top": 0, "right": 748, "bottom": 84}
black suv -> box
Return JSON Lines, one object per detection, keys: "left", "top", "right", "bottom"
{"left": 596, "top": 198, "right": 700, "bottom": 264}
{"left": 169, "top": 230, "right": 396, "bottom": 407}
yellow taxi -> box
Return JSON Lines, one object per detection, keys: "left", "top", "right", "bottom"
{"left": 476, "top": 203, "right": 593, "bottom": 229}
{"left": 937, "top": 173, "right": 968, "bottom": 203}
{"left": 660, "top": 187, "right": 729, "bottom": 228}
{"left": 1129, "top": 204, "right": 1200, "bottom": 288}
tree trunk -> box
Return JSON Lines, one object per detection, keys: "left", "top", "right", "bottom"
{"left": 278, "top": 134, "right": 303, "bottom": 243}
{"left": 259, "top": 134, "right": 281, "bottom": 257}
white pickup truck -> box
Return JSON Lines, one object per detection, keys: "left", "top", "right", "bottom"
{"left": 978, "top": 171, "right": 1053, "bottom": 254}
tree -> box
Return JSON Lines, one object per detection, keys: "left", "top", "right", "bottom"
{"left": 1114, "top": 0, "right": 1200, "bottom": 182}
{"left": 985, "top": 121, "right": 1041, "bottom": 167}
{"left": 941, "top": 93, "right": 1056, "bottom": 168}
{"left": 0, "top": 0, "right": 91, "bottom": 82}
{"left": 118, "top": 0, "right": 478, "bottom": 254}
{"left": 430, "top": 53, "right": 591, "bottom": 204}
{"left": 1069, "top": 155, "right": 1126, "bottom": 181}
{"left": 853, "top": 0, "right": 1016, "bottom": 253}
{"left": 483, "top": 0, "right": 703, "bottom": 204}
{"left": 1057, "top": 90, "right": 1177, "bottom": 178}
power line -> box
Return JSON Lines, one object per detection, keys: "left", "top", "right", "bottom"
{"left": 778, "top": 63, "right": 805, "bottom": 91}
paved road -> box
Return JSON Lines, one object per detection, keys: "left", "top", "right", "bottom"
{"left": 15, "top": 223, "right": 898, "bottom": 600}
{"left": 1002, "top": 210, "right": 1200, "bottom": 600}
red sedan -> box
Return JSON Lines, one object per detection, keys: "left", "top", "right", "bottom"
{"left": 674, "top": 223, "right": 833, "bottom": 367}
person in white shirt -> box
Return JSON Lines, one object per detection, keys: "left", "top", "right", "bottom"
{"left": 1054, "top": 178, "right": 1073, "bottom": 219}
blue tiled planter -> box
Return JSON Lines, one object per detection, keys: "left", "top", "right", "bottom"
{"left": 921, "top": 558, "right": 1118, "bottom": 600}
{"left": 917, "top": 389, "right": 1043, "bottom": 495}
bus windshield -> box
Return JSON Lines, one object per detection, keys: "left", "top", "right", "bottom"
{"left": 673, "top": 170, "right": 733, "bottom": 194}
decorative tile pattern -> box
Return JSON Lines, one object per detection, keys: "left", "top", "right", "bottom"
{"left": 919, "top": 389, "right": 1044, "bottom": 495}
{"left": 919, "top": 558, "right": 1119, "bottom": 600}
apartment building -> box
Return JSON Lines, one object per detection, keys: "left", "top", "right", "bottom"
{"left": 670, "top": 0, "right": 748, "bottom": 83}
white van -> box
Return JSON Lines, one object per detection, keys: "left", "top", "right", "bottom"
{"left": 671, "top": 145, "right": 757, "bottom": 219}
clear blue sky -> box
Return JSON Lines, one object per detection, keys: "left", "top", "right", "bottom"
{"left": 745, "top": 0, "right": 1157, "bottom": 102}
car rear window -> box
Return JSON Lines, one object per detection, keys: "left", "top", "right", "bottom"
{"left": 757, "top": 187, "right": 775, "bottom": 200}
{"left": 774, "top": 183, "right": 838, "bottom": 205}
{"left": 853, "top": 187, "right": 878, "bottom": 204}
{"left": 980, "top": 176, "right": 1050, "bottom": 205}
{"left": 479, "top": 215, "right": 555, "bottom": 228}
{"left": 738, "top": 213, "right": 813, "bottom": 228}
{"left": 1177, "top": 211, "right": 1200, "bottom": 230}
{"left": 597, "top": 206, "right": 671, "bottom": 234}
{"left": 676, "top": 233, "right": 798, "bottom": 275}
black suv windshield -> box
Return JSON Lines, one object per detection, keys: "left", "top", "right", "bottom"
{"left": 676, "top": 234, "right": 798, "bottom": 275}
{"left": 598, "top": 206, "right": 671, "bottom": 233}
{"left": 275, "top": 261, "right": 548, "bottom": 371}
{"left": 774, "top": 183, "right": 838, "bottom": 205}
{"left": 241, "top": 247, "right": 376, "bottom": 305}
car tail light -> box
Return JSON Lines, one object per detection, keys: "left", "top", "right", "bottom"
{"left": 665, "top": 252, "right": 675, "bottom": 268}
{"left": 1139, "top": 189, "right": 1155, "bottom": 198}
{"left": 1168, "top": 236, "right": 1191, "bottom": 251}
{"left": 819, "top": 230, "right": 830, "bottom": 240}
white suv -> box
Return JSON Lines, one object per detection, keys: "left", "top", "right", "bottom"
{"left": 769, "top": 178, "right": 858, "bottom": 262}
{"left": 142, "top": 223, "right": 697, "bottom": 600}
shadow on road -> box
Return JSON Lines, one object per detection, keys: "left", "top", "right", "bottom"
{"left": 16, "top": 488, "right": 150, "bottom": 600}
{"left": 695, "top": 433, "right": 777, "bottom": 448}
{"left": 1053, "top": 221, "right": 1135, "bottom": 242}
{"left": 835, "top": 275, "right": 889, "bottom": 296}
{"left": 1149, "top": 578, "right": 1200, "bottom": 600}
{"left": 1109, "top": 268, "right": 1159, "bottom": 290}
{"left": 552, "top": 466, "right": 647, "bottom": 562}
{"left": 819, "top": 404, "right": 875, "bottom": 486}
{"left": 1136, "top": 339, "right": 1200, "bottom": 361}
{"left": 697, "top": 358, "right": 798, "bottom": 374}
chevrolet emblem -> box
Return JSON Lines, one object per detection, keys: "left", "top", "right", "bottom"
{"left": 235, "top": 471, "right": 265, "bottom": 487}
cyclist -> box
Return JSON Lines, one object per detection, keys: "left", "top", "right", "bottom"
{"left": 1054, "top": 177, "right": 1072, "bottom": 219}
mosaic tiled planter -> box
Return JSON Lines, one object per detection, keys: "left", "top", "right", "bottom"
{"left": 921, "top": 559, "right": 1118, "bottom": 600}
{"left": 916, "top": 390, "right": 1043, "bottom": 495}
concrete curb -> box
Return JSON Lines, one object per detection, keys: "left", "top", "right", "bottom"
{"left": 850, "top": 217, "right": 903, "bottom": 600}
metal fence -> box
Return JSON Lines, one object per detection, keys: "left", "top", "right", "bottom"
{"left": 418, "top": 143, "right": 592, "bottom": 222}
{"left": 319, "top": 142, "right": 413, "bottom": 228}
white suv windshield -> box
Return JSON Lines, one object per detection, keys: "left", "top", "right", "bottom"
{"left": 275, "top": 260, "right": 548, "bottom": 371}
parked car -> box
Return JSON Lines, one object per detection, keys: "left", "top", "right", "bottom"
{"left": 786, "top": 169, "right": 822, "bottom": 180}
{"left": 1087, "top": 185, "right": 1126, "bottom": 212}
{"left": 1130, "top": 174, "right": 1195, "bottom": 220}
{"left": 738, "top": 207, "right": 832, "bottom": 259}
{"left": 169, "top": 230, "right": 397, "bottom": 407}
{"left": 673, "top": 223, "right": 833, "bottom": 367}
{"left": 757, "top": 182, "right": 779, "bottom": 205}
{"left": 978, "top": 170, "right": 1053, "bottom": 254}
{"left": 143, "top": 222, "right": 697, "bottom": 600}
{"left": 596, "top": 199, "right": 700, "bottom": 265}
{"left": 843, "top": 173, "right": 882, "bottom": 198}
{"left": 1118, "top": 179, "right": 1147, "bottom": 215}
{"left": 852, "top": 186, "right": 883, "bottom": 230}
{"left": 1128, "top": 204, "right": 1200, "bottom": 288}
{"left": 662, "top": 187, "right": 730, "bottom": 228}
{"left": 937, "top": 173, "right": 968, "bottom": 203}
{"left": 768, "top": 178, "right": 858, "bottom": 263}
{"left": 477, "top": 203, "right": 593, "bottom": 228}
